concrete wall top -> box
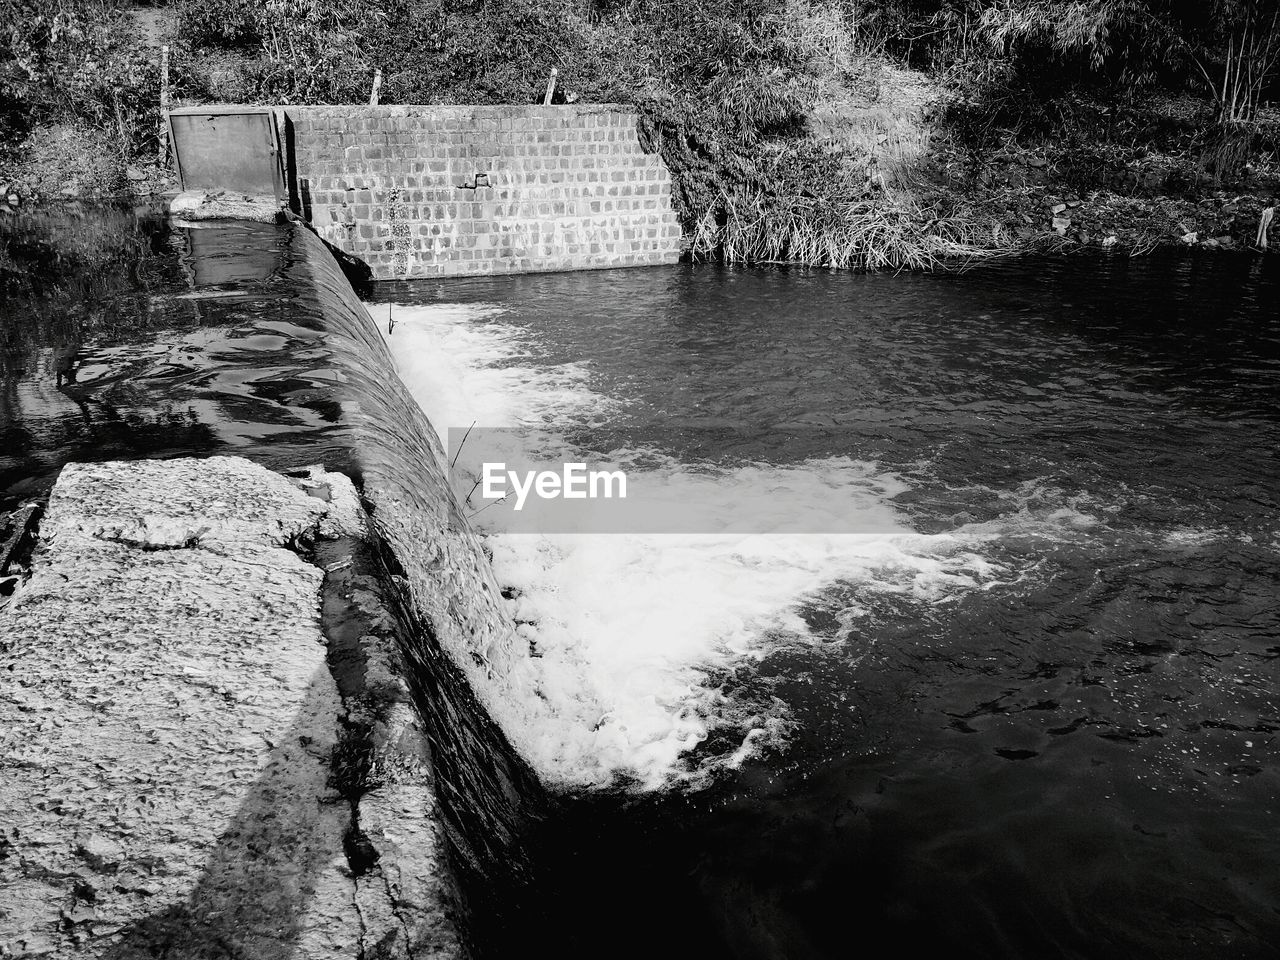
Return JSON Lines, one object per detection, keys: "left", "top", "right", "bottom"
{"left": 280, "top": 103, "right": 638, "bottom": 120}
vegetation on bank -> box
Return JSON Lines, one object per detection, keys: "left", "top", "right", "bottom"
{"left": 1, "top": 0, "right": 1278, "bottom": 267}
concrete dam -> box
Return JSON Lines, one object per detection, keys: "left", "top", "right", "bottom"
{"left": 2, "top": 103, "right": 687, "bottom": 957}
{"left": 168, "top": 103, "right": 685, "bottom": 279}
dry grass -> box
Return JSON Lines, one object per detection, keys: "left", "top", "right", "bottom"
{"left": 4, "top": 122, "right": 124, "bottom": 198}
{"left": 668, "top": 3, "right": 1017, "bottom": 272}
{"left": 692, "top": 191, "right": 1017, "bottom": 271}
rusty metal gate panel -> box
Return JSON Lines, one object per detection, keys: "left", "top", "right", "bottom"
{"left": 167, "top": 106, "right": 284, "bottom": 198}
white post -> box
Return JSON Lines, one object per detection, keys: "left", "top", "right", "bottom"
{"left": 369, "top": 68, "right": 383, "bottom": 107}
{"left": 543, "top": 67, "right": 558, "bottom": 106}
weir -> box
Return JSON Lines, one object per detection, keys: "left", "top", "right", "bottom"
{"left": 0, "top": 213, "right": 548, "bottom": 957}
{"left": 169, "top": 103, "right": 685, "bottom": 279}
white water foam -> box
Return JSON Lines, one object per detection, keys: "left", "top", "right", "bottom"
{"left": 380, "top": 302, "right": 1008, "bottom": 790}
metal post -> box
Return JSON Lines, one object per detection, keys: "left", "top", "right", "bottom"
{"left": 159, "top": 44, "right": 170, "bottom": 165}
{"left": 543, "top": 67, "right": 558, "bottom": 105}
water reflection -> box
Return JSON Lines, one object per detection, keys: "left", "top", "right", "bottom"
{"left": 0, "top": 207, "right": 354, "bottom": 509}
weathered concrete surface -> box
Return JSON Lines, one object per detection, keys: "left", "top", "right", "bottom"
{"left": 169, "top": 191, "right": 282, "bottom": 223}
{"left": 0, "top": 457, "right": 459, "bottom": 959}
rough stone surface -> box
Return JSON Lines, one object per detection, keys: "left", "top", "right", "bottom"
{"left": 284, "top": 104, "right": 683, "bottom": 279}
{"left": 169, "top": 191, "right": 282, "bottom": 224}
{"left": 0, "top": 457, "right": 459, "bottom": 959}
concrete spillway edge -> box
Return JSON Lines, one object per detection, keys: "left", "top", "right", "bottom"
{"left": 0, "top": 456, "right": 461, "bottom": 959}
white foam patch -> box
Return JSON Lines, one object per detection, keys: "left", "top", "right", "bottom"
{"left": 385, "top": 303, "right": 615, "bottom": 433}
{"left": 379, "top": 303, "right": 1007, "bottom": 790}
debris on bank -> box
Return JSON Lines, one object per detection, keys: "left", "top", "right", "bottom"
{"left": 169, "top": 191, "right": 283, "bottom": 224}
{"left": 0, "top": 502, "right": 40, "bottom": 613}
{"left": 0, "top": 456, "right": 459, "bottom": 959}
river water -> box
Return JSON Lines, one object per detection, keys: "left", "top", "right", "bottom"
{"left": 373, "top": 256, "right": 1280, "bottom": 958}
{"left": 3, "top": 207, "right": 1277, "bottom": 959}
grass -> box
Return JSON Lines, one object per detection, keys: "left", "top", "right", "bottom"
{"left": 694, "top": 191, "right": 1016, "bottom": 270}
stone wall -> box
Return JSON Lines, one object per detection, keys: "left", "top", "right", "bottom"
{"left": 284, "top": 104, "right": 683, "bottom": 279}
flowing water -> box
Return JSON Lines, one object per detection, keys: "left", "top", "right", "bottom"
{"left": 371, "top": 256, "right": 1280, "bottom": 959}
{"left": 4, "top": 207, "right": 1278, "bottom": 959}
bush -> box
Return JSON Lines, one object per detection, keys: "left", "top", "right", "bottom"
{"left": 5, "top": 121, "right": 125, "bottom": 196}
{"left": 0, "top": 0, "right": 160, "bottom": 160}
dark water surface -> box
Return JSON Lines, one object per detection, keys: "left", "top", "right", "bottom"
{"left": 5, "top": 207, "right": 1278, "bottom": 960}
{"left": 373, "top": 255, "right": 1280, "bottom": 960}
{"left": 0, "top": 205, "right": 358, "bottom": 511}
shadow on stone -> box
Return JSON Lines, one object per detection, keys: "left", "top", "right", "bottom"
{"left": 102, "top": 666, "right": 353, "bottom": 960}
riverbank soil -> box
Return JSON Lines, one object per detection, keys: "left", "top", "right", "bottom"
{"left": 0, "top": 456, "right": 459, "bottom": 959}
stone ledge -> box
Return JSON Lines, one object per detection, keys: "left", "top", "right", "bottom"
{"left": 0, "top": 457, "right": 459, "bottom": 959}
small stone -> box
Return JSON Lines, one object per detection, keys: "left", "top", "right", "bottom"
{"left": 1066, "top": 199, "right": 1082, "bottom": 208}
{"left": 8, "top": 932, "right": 56, "bottom": 956}
{"left": 63, "top": 901, "right": 97, "bottom": 923}
{"left": 60, "top": 186, "right": 79, "bottom": 196}
{"left": 78, "top": 833, "right": 124, "bottom": 872}
{"left": 126, "top": 167, "right": 147, "bottom": 182}
{"left": 1051, "top": 203, "right": 1068, "bottom": 214}
{"left": 1028, "top": 157, "right": 1048, "bottom": 168}
{"left": 8, "top": 193, "right": 21, "bottom": 204}
{"left": 1181, "top": 231, "right": 1199, "bottom": 244}
{"left": 1052, "top": 217, "right": 1072, "bottom": 234}
{"left": 1102, "top": 235, "right": 1119, "bottom": 248}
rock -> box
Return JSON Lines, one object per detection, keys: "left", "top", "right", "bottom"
{"left": 6, "top": 932, "right": 56, "bottom": 956}
{"left": 59, "top": 186, "right": 79, "bottom": 197}
{"left": 125, "top": 167, "right": 147, "bottom": 182}
{"left": 1181, "top": 231, "right": 1199, "bottom": 244}
{"left": 1102, "top": 235, "right": 1119, "bottom": 248}
{"left": 1067, "top": 199, "right": 1082, "bottom": 208}
{"left": 7, "top": 193, "right": 20, "bottom": 205}
{"left": 77, "top": 833, "right": 124, "bottom": 873}
{"left": 1028, "top": 157, "right": 1048, "bottom": 168}
{"left": 1, "top": 502, "right": 40, "bottom": 576}
{"left": 1051, "top": 203, "right": 1068, "bottom": 215}
{"left": 62, "top": 901, "right": 96, "bottom": 924}
{"left": 1215, "top": 235, "right": 1235, "bottom": 248}
{"left": 1052, "top": 217, "right": 1072, "bottom": 235}
{"left": 169, "top": 190, "right": 282, "bottom": 224}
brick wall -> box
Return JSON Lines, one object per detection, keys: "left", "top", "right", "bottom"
{"left": 283, "top": 105, "right": 683, "bottom": 280}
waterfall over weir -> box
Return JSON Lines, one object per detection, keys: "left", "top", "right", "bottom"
{"left": 1, "top": 206, "right": 551, "bottom": 953}
{"left": 9, "top": 204, "right": 1279, "bottom": 960}
{"left": 274, "top": 222, "right": 557, "bottom": 946}
{"left": 288, "top": 224, "right": 536, "bottom": 876}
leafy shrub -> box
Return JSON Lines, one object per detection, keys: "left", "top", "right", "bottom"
{"left": 0, "top": 0, "right": 160, "bottom": 160}
{"left": 176, "top": 0, "right": 265, "bottom": 48}
{"left": 5, "top": 120, "right": 124, "bottom": 196}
